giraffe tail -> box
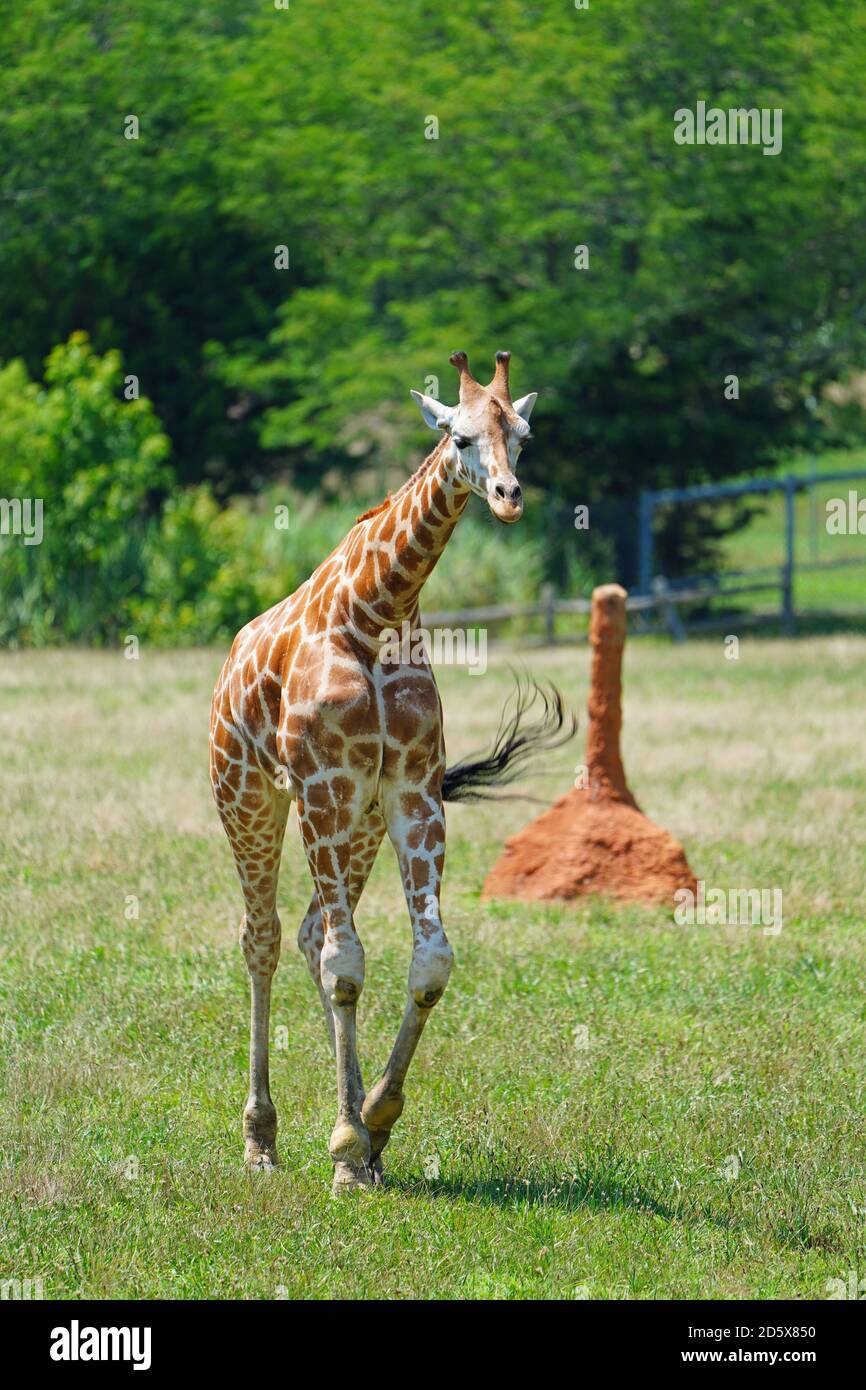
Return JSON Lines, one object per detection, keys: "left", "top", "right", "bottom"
{"left": 441, "top": 672, "right": 577, "bottom": 803}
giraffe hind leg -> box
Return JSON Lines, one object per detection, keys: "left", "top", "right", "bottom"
{"left": 297, "top": 809, "right": 387, "bottom": 1051}
{"left": 212, "top": 755, "right": 290, "bottom": 1170}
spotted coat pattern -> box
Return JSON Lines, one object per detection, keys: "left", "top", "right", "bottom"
{"left": 209, "top": 352, "right": 533, "bottom": 1190}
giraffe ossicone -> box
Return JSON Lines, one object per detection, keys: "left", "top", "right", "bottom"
{"left": 209, "top": 350, "right": 567, "bottom": 1192}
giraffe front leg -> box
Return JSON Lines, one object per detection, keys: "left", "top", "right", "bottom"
{"left": 240, "top": 909, "right": 282, "bottom": 1169}
{"left": 322, "top": 924, "right": 371, "bottom": 1193}
{"left": 298, "top": 795, "right": 374, "bottom": 1195}
{"left": 362, "top": 796, "right": 453, "bottom": 1169}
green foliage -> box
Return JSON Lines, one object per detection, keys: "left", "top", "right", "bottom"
{"left": 0, "top": 334, "right": 170, "bottom": 644}
{"left": 203, "top": 0, "right": 866, "bottom": 530}
{"left": 0, "top": 1, "right": 270, "bottom": 491}
{"left": 1, "top": 0, "right": 865, "bottom": 527}
{"left": 0, "top": 330, "right": 556, "bottom": 646}
{"left": 129, "top": 487, "right": 265, "bottom": 646}
{"left": 2, "top": 1, "right": 866, "bottom": 639}
{"left": 130, "top": 488, "right": 359, "bottom": 645}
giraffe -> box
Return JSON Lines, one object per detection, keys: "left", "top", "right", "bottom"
{"left": 209, "top": 349, "right": 567, "bottom": 1193}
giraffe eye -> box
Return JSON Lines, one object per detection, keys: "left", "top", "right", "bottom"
{"left": 453, "top": 435, "right": 472, "bottom": 450}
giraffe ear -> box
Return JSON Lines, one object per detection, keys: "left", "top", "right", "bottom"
{"left": 410, "top": 390, "right": 454, "bottom": 432}
{"left": 512, "top": 392, "right": 537, "bottom": 422}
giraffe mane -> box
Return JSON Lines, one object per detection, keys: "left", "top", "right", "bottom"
{"left": 354, "top": 498, "right": 391, "bottom": 524}
{"left": 354, "top": 437, "right": 449, "bottom": 524}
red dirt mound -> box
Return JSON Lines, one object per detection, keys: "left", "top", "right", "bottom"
{"left": 481, "top": 584, "right": 696, "bottom": 908}
{"left": 481, "top": 788, "right": 695, "bottom": 905}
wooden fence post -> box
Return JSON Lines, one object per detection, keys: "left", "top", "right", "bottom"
{"left": 652, "top": 575, "right": 686, "bottom": 642}
{"left": 541, "top": 582, "right": 555, "bottom": 645}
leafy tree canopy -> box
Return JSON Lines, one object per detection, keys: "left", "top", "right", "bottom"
{"left": 1, "top": 0, "right": 865, "bottom": 581}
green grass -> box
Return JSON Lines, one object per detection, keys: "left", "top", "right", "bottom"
{"left": 1, "top": 640, "right": 865, "bottom": 1299}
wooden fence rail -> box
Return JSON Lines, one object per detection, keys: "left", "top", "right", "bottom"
{"left": 421, "top": 567, "right": 798, "bottom": 644}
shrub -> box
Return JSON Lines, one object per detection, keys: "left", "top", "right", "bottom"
{"left": 0, "top": 334, "right": 171, "bottom": 645}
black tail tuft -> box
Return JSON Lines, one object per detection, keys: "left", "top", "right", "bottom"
{"left": 442, "top": 672, "right": 577, "bottom": 803}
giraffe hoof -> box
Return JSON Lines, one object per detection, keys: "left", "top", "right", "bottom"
{"left": 246, "top": 1154, "right": 277, "bottom": 1173}
{"left": 370, "top": 1155, "right": 385, "bottom": 1186}
{"left": 244, "top": 1140, "right": 278, "bottom": 1171}
{"left": 366, "top": 1129, "right": 391, "bottom": 1167}
{"left": 331, "top": 1160, "right": 374, "bottom": 1195}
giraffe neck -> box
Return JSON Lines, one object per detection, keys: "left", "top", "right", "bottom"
{"left": 346, "top": 437, "right": 471, "bottom": 634}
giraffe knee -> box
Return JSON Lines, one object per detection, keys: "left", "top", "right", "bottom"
{"left": 296, "top": 904, "right": 324, "bottom": 976}
{"left": 239, "top": 912, "right": 281, "bottom": 977}
{"left": 409, "top": 934, "right": 453, "bottom": 1009}
{"left": 320, "top": 931, "right": 365, "bottom": 1006}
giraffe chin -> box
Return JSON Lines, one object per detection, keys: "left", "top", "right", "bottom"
{"left": 489, "top": 498, "right": 523, "bottom": 524}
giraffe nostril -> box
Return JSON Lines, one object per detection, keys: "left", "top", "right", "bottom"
{"left": 493, "top": 481, "right": 521, "bottom": 506}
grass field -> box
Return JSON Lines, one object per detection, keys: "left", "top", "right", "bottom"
{"left": 1, "top": 637, "right": 865, "bottom": 1300}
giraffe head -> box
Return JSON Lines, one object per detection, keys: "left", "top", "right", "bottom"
{"left": 410, "top": 351, "right": 537, "bottom": 524}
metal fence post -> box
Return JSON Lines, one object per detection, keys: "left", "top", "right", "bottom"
{"left": 638, "top": 490, "right": 653, "bottom": 595}
{"left": 782, "top": 476, "right": 796, "bottom": 636}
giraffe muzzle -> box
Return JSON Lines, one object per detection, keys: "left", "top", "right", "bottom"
{"left": 488, "top": 477, "right": 523, "bottom": 524}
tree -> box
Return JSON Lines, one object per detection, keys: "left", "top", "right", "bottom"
{"left": 205, "top": 0, "right": 866, "bottom": 579}
{"left": 1, "top": 0, "right": 865, "bottom": 585}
